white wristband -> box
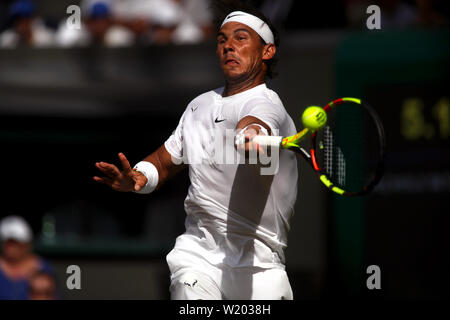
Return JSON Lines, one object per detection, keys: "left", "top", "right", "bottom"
{"left": 252, "top": 135, "right": 282, "bottom": 147}
{"left": 132, "top": 161, "right": 159, "bottom": 194}
{"left": 234, "top": 123, "right": 269, "bottom": 146}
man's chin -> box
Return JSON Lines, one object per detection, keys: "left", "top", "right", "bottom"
{"left": 223, "top": 69, "right": 246, "bottom": 81}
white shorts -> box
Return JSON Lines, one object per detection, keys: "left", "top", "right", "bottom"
{"left": 169, "top": 263, "right": 293, "bottom": 300}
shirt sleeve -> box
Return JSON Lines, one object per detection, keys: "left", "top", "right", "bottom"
{"left": 238, "top": 98, "right": 287, "bottom": 136}
{"left": 164, "top": 110, "right": 186, "bottom": 161}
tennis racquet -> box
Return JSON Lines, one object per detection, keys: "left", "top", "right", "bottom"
{"left": 254, "top": 97, "right": 386, "bottom": 196}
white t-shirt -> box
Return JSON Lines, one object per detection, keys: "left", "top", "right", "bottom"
{"left": 165, "top": 83, "right": 298, "bottom": 272}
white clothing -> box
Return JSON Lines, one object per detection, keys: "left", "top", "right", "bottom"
{"left": 164, "top": 83, "right": 298, "bottom": 299}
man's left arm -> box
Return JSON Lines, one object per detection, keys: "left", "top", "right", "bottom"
{"left": 235, "top": 99, "right": 286, "bottom": 153}
{"left": 235, "top": 115, "right": 272, "bottom": 153}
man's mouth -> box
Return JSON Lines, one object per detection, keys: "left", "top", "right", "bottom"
{"left": 225, "top": 58, "right": 239, "bottom": 65}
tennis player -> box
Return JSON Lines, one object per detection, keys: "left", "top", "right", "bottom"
{"left": 94, "top": 8, "right": 298, "bottom": 300}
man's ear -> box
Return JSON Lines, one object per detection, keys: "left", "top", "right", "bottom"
{"left": 262, "top": 43, "right": 276, "bottom": 61}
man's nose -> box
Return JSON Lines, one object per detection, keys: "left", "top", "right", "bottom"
{"left": 223, "top": 39, "right": 234, "bottom": 53}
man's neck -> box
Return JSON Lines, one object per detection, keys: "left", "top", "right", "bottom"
{"left": 223, "top": 76, "right": 265, "bottom": 97}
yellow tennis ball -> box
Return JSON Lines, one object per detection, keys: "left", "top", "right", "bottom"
{"left": 302, "top": 106, "right": 327, "bottom": 130}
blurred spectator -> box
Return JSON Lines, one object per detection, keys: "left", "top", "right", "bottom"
{"left": 0, "top": 0, "right": 54, "bottom": 48}
{"left": 81, "top": 0, "right": 213, "bottom": 45}
{"left": 0, "top": 215, "right": 54, "bottom": 300}
{"left": 28, "top": 271, "right": 57, "bottom": 300}
{"left": 87, "top": 2, "right": 136, "bottom": 46}
{"left": 73, "top": 0, "right": 179, "bottom": 45}
{"left": 55, "top": 0, "right": 214, "bottom": 47}
{"left": 56, "top": 1, "right": 135, "bottom": 47}
{"left": 171, "top": 0, "right": 214, "bottom": 44}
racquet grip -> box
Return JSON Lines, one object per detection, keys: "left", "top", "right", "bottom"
{"left": 253, "top": 135, "right": 283, "bottom": 147}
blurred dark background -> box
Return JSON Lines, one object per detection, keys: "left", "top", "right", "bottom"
{"left": 0, "top": 0, "right": 449, "bottom": 299}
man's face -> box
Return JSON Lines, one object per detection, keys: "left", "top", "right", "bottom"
{"left": 216, "top": 22, "right": 266, "bottom": 81}
{"left": 1, "top": 239, "right": 31, "bottom": 261}
{"left": 29, "top": 274, "right": 56, "bottom": 300}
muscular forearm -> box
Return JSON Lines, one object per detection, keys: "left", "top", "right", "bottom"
{"left": 141, "top": 145, "right": 186, "bottom": 190}
{"left": 236, "top": 115, "right": 272, "bottom": 135}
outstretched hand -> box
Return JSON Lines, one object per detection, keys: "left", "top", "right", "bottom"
{"left": 93, "top": 153, "right": 148, "bottom": 192}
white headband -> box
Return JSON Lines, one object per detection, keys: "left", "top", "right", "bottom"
{"left": 221, "top": 11, "right": 274, "bottom": 44}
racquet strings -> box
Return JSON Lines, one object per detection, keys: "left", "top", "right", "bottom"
{"left": 315, "top": 101, "right": 381, "bottom": 193}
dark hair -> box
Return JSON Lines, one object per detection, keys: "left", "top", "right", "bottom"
{"left": 211, "top": 0, "right": 280, "bottom": 79}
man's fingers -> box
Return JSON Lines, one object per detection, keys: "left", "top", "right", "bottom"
{"left": 118, "top": 153, "right": 132, "bottom": 175}
{"left": 134, "top": 180, "right": 147, "bottom": 192}
{"left": 243, "top": 127, "right": 258, "bottom": 140}
{"left": 235, "top": 138, "right": 265, "bottom": 155}
{"left": 96, "top": 162, "right": 121, "bottom": 178}
{"left": 255, "top": 142, "right": 265, "bottom": 155}
{"left": 133, "top": 172, "right": 148, "bottom": 191}
{"left": 93, "top": 176, "right": 114, "bottom": 186}
{"left": 245, "top": 127, "right": 267, "bottom": 155}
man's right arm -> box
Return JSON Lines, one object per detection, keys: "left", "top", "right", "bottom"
{"left": 93, "top": 145, "right": 186, "bottom": 193}
{"left": 139, "top": 144, "right": 187, "bottom": 190}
